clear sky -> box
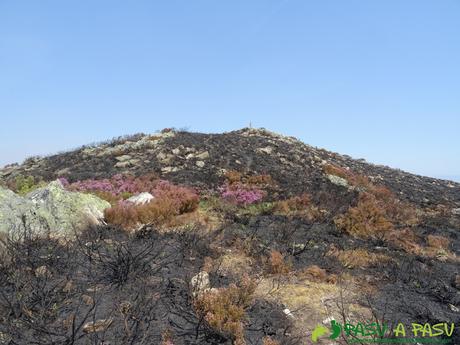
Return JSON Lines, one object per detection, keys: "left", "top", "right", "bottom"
{"left": 1, "top": 1, "right": 459, "bottom": 181}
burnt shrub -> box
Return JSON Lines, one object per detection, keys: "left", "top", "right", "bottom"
{"left": 335, "top": 192, "right": 393, "bottom": 239}
{"left": 104, "top": 181, "right": 199, "bottom": 229}
{"left": 267, "top": 250, "right": 292, "bottom": 275}
{"left": 193, "top": 275, "right": 257, "bottom": 345}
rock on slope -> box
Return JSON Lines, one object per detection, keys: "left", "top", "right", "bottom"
{"left": 1, "top": 128, "right": 459, "bottom": 209}
{"left": 0, "top": 180, "right": 110, "bottom": 240}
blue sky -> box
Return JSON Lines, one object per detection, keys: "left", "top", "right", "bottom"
{"left": 1, "top": 1, "right": 459, "bottom": 181}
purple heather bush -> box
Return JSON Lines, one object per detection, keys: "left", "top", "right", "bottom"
{"left": 219, "top": 183, "right": 265, "bottom": 205}
{"left": 60, "top": 174, "right": 200, "bottom": 210}
{"left": 64, "top": 173, "right": 154, "bottom": 194}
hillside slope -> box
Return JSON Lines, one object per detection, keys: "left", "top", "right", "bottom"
{"left": 2, "top": 128, "right": 459, "bottom": 208}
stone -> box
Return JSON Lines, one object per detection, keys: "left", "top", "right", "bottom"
{"left": 196, "top": 161, "right": 205, "bottom": 168}
{"left": 115, "top": 154, "right": 132, "bottom": 162}
{"left": 283, "top": 308, "right": 295, "bottom": 318}
{"left": 82, "top": 319, "right": 113, "bottom": 333}
{"left": 326, "top": 174, "right": 349, "bottom": 188}
{"left": 161, "top": 166, "right": 179, "bottom": 173}
{"left": 191, "top": 271, "right": 210, "bottom": 297}
{"left": 157, "top": 152, "right": 174, "bottom": 164}
{"left": 452, "top": 208, "right": 460, "bottom": 216}
{"left": 35, "top": 265, "right": 51, "bottom": 278}
{"left": 195, "top": 151, "right": 210, "bottom": 160}
{"left": 126, "top": 192, "right": 154, "bottom": 205}
{"left": 0, "top": 186, "right": 51, "bottom": 241}
{"left": 114, "top": 158, "right": 140, "bottom": 168}
{"left": 0, "top": 181, "right": 110, "bottom": 241}
{"left": 449, "top": 304, "right": 459, "bottom": 312}
{"left": 257, "top": 146, "right": 274, "bottom": 154}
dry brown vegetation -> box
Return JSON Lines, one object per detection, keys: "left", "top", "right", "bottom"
{"left": 334, "top": 192, "right": 394, "bottom": 239}
{"left": 224, "top": 170, "right": 276, "bottom": 189}
{"left": 327, "top": 246, "right": 392, "bottom": 269}
{"left": 273, "top": 193, "right": 325, "bottom": 221}
{"left": 326, "top": 165, "right": 418, "bottom": 238}
{"left": 104, "top": 183, "right": 199, "bottom": 229}
{"left": 386, "top": 230, "right": 456, "bottom": 261}
{"left": 426, "top": 234, "right": 450, "bottom": 250}
{"left": 298, "top": 265, "right": 337, "bottom": 284}
{"left": 262, "top": 336, "right": 280, "bottom": 345}
{"left": 193, "top": 275, "right": 257, "bottom": 345}
{"left": 385, "top": 228, "right": 423, "bottom": 255}
{"left": 335, "top": 178, "right": 418, "bottom": 239}
{"left": 267, "top": 250, "right": 292, "bottom": 275}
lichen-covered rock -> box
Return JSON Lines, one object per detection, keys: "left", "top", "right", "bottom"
{"left": 0, "top": 180, "right": 110, "bottom": 240}
{"left": 191, "top": 271, "right": 210, "bottom": 297}
{"left": 0, "top": 186, "right": 52, "bottom": 241}
{"left": 326, "top": 174, "right": 349, "bottom": 188}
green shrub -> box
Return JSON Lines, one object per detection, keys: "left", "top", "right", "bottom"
{"left": 11, "top": 175, "right": 45, "bottom": 195}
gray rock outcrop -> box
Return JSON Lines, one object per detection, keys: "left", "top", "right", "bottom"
{"left": 0, "top": 180, "right": 110, "bottom": 241}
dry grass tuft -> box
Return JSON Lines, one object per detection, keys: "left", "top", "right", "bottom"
{"left": 274, "top": 193, "right": 326, "bottom": 221}
{"left": 327, "top": 246, "right": 392, "bottom": 269}
{"left": 299, "top": 265, "right": 337, "bottom": 284}
{"left": 385, "top": 228, "right": 422, "bottom": 255}
{"left": 426, "top": 235, "right": 450, "bottom": 250}
{"left": 267, "top": 250, "right": 292, "bottom": 275}
{"left": 193, "top": 275, "right": 256, "bottom": 345}
{"left": 262, "top": 337, "right": 280, "bottom": 345}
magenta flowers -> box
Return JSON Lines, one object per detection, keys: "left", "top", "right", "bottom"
{"left": 220, "top": 183, "right": 265, "bottom": 205}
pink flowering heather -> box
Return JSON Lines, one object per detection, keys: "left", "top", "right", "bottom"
{"left": 220, "top": 183, "right": 265, "bottom": 205}
{"left": 57, "top": 177, "right": 70, "bottom": 187}
{"left": 64, "top": 174, "right": 199, "bottom": 210}
{"left": 65, "top": 174, "right": 158, "bottom": 201}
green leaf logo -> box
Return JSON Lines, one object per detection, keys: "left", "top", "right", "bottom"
{"left": 329, "top": 320, "right": 342, "bottom": 340}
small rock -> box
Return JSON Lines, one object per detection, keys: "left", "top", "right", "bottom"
{"left": 257, "top": 146, "right": 274, "bottom": 154}
{"left": 191, "top": 271, "right": 210, "bottom": 297}
{"left": 82, "top": 319, "right": 113, "bottom": 333}
{"left": 172, "top": 148, "right": 181, "bottom": 155}
{"left": 35, "top": 265, "right": 51, "bottom": 278}
{"left": 81, "top": 294, "right": 94, "bottom": 306}
{"left": 161, "top": 166, "right": 179, "bottom": 173}
{"left": 195, "top": 151, "right": 210, "bottom": 160}
{"left": 196, "top": 161, "right": 205, "bottom": 168}
{"left": 115, "top": 154, "right": 132, "bottom": 162}
{"left": 452, "top": 208, "right": 460, "bottom": 216}
{"left": 114, "top": 161, "right": 131, "bottom": 168}
{"left": 326, "top": 174, "right": 349, "bottom": 188}
{"left": 126, "top": 192, "right": 154, "bottom": 205}
{"left": 157, "top": 152, "right": 174, "bottom": 164}
{"left": 283, "top": 308, "right": 295, "bottom": 319}
{"left": 449, "top": 304, "right": 459, "bottom": 312}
